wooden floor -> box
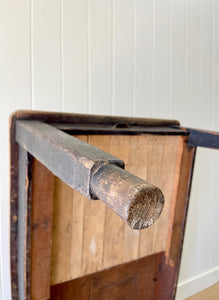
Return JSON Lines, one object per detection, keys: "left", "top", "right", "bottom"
{"left": 186, "top": 282, "right": 219, "bottom": 300}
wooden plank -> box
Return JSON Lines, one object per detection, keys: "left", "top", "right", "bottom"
{"left": 10, "top": 115, "right": 19, "bottom": 300}
{"left": 54, "top": 125, "right": 185, "bottom": 135}
{"left": 187, "top": 128, "right": 219, "bottom": 149}
{"left": 102, "top": 135, "right": 128, "bottom": 269}
{"left": 81, "top": 188, "right": 106, "bottom": 275}
{"left": 121, "top": 136, "right": 140, "bottom": 263}
{"left": 70, "top": 189, "right": 85, "bottom": 279}
{"left": 50, "top": 134, "right": 182, "bottom": 284}
{"left": 169, "top": 142, "right": 196, "bottom": 263}
{"left": 16, "top": 120, "right": 123, "bottom": 198}
{"left": 50, "top": 178, "right": 73, "bottom": 285}
{"left": 11, "top": 110, "right": 180, "bottom": 128}
{"left": 17, "top": 147, "right": 32, "bottom": 300}
{"left": 154, "top": 138, "right": 196, "bottom": 300}
{"left": 81, "top": 135, "right": 109, "bottom": 275}
{"left": 50, "top": 252, "right": 163, "bottom": 300}
{"left": 25, "top": 153, "right": 32, "bottom": 300}
{"left": 138, "top": 135, "right": 165, "bottom": 257}
{"left": 31, "top": 159, "right": 54, "bottom": 300}
{"left": 70, "top": 136, "right": 87, "bottom": 279}
{"left": 152, "top": 136, "right": 181, "bottom": 252}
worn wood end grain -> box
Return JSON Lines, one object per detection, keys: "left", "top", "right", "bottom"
{"left": 91, "top": 164, "right": 164, "bottom": 230}
{"left": 127, "top": 184, "right": 164, "bottom": 229}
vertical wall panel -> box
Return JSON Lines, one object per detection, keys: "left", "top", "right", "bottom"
{"left": 134, "top": 0, "right": 153, "bottom": 117}
{"left": 62, "top": 0, "right": 88, "bottom": 113}
{"left": 178, "top": 0, "right": 212, "bottom": 284}
{"left": 185, "top": 0, "right": 200, "bottom": 127}
{"left": 32, "top": 0, "right": 62, "bottom": 111}
{"left": 211, "top": 149, "right": 219, "bottom": 269}
{"left": 171, "top": 0, "right": 186, "bottom": 124}
{"left": 153, "top": 0, "right": 170, "bottom": 118}
{"left": 89, "top": 0, "right": 112, "bottom": 114}
{"left": 212, "top": 0, "right": 219, "bottom": 133}
{"left": 113, "top": 0, "right": 133, "bottom": 116}
{"left": 196, "top": 149, "right": 212, "bottom": 274}
{"left": 211, "top": 0, "right": 219, "bottom": 269}
{"left": 178, "top": 0, "right": 202, "bottom": 281}
{"left": 196, "top": 0, "right": 213, "bottom": 276}
{"left": 0, "top": 2, "right": 31, "bottom": 299}
{"left": 199, "top": 0, "right": 213, "bottom": 129}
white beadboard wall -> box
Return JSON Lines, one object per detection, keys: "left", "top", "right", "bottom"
{"left": 0, "top": 1, "right": 219, "bottom": 299}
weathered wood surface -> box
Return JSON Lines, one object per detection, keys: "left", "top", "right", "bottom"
{"left": 17, "top": 147, "right": 32, "bottom": 300}
{"left": 91, "top": 164, "right": 164, "bottom": 229}
{"left": 154, "top": 139, "right": 196, "bottom": 299}
{"left": 50, "top": 135, "right": 196, "bottom": 300}
{"left": 10, "top": 114, "right": 20, "bottom": 299}
{"left": 11, "top": 109, "right": 180, "bottom": 128}
{"left": 11, "top": 111, "right": 218, "bottom": 300}
{"left": 16, "top": 120, "right": 164, "bottom": 230}
{"left": 50, "top": 252, "right": 163, "bottom": 300}
{"left": 16, "top": 120, "right": 124, "bottom": 198}
{"left": 187, "top": 128, "right": 219, "bottom": 149}
{"left": 10, "top": 110, "right": 180, "bottom": 298}
{"left": 55, "top": 124, "right": 185, "bottom": 135}
{"left": 50, "top": 134, "right": 181, "bottom": 285}
{"left": 31, "top": 159, "right": 54, "bottom": 300}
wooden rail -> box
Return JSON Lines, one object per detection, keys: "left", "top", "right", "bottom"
{"left": 16, "top": 120, "right": 164, "bottom": 230}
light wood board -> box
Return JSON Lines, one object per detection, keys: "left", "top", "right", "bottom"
{"left": 50, "top": 134, "right": 182, "bottom": 285}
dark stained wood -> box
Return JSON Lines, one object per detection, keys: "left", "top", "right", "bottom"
{"left": 31, "top": 159, "right": 54, "bottom": 300}
{"left": 169, "top": 144, "right": 196, "bottom": 264}
{"left": 10, "top": 113, "right": 20, "bottom": 300}
{"left": 16, "top": 120, "right": 124, "bottom": 198}
{"left": 50, "top": 252, "right": 163, "bottom": 300}
{"left": 154, "top": 138, "right": 196, "bottom": 300}
{"left": 25, "top": 154, "right": 33, "bottom": 300}
{"left": 54, "top": 124, "right": 185, "bottom": 135}
{"left": 91, "top": 164, "right": 164, "bottom": 229}
{"left": 17, "top": 147, "right": 33, "bottom": 300}
{"left": 11, "top": 109, "right": 180, "bottom": 128}
{"left": 154, "top": 255, "right": 176, "bottom": 300}
{"left": 187, "top": 128, "right": 219, "bottom": 149}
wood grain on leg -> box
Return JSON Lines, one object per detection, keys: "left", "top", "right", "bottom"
{"left": 31, "top": 159, "right": 54, "bottom": 300}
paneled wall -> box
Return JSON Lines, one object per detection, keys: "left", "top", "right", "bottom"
{"left": 0, "top": 1, "right": 219, "bottom": 299}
